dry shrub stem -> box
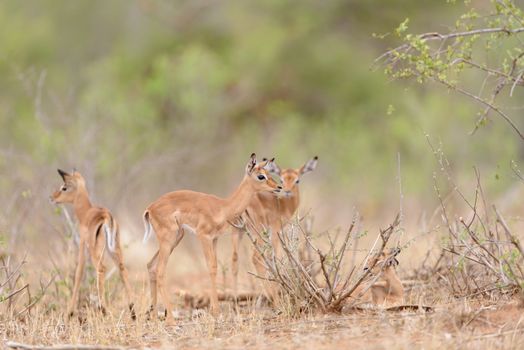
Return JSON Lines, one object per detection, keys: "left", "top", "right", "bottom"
{"left": 425, "top": 137, "right": 524, "bottom": 298}
{"left": 232, "top": 211, "right": 401, "bottom": 314}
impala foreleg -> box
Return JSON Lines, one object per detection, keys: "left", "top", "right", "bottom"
{"left": 200, "top": 235, "right": 219, "bottom": 315}
{"left": 146, "top": 250, "right": 159, "bottom": 318}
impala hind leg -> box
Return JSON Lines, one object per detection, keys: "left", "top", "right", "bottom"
{"left": 90, "top": 236, "right": 107, "bottom": 315}
{"left": 200, "top": 235, "right": 219, "bottom": 315}
{"left": 111, "top": 227, "right": 135, "bottom": 320}
{"left": 156, "top": 226, "right": 185, "bottom": 324}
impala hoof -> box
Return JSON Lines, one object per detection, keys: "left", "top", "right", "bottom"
{"left": 129, "top": 303, "right": 136, "bottom": 321}
{"left": 145, "top": 305, "right": 154, "bottom": 320}
{"left": 98, "top": 305, "right": 107, "bottom": 316}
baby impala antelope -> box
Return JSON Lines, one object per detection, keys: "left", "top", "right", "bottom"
{"left": 142, "top": 153, "right": 281, "bottom": 324}
{"left": 50, "top": 169, "right": 134, "bottom": 318}
{"left": 345, "top": 250, "right": 404, "bottom": 307}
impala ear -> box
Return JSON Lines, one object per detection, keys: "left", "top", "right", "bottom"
{"left": 386, "top": 257, "right": 399, "bottom": 267}
{"left": 57, "top": 169, "right": 71, "bottom": 181}
{"left": 261, "top": 157, "right": 274, "bottom": 169}
{"left": 246, "top": 153, "right": 257, "bottom": 174}
{"left": 264, "top": 158, "right": 281, "bottom": 176}
{"left": 299, "top": 156, "right": 318, "bottom": 175}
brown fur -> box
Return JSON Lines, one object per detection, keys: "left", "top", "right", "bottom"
{"left": 142, "top": 154, "right": 281, "bottom": 324}
{"left": 343, "top": 252, "right": 404, "bottom": 307}
{"left": 50, "top": 169, "right": 134, "bottom": 318}
{"left": 231, "top": 157, "right": 317, "bottom": 300}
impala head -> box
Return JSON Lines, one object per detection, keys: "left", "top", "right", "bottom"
{"left": 245, "top": 153, "right": 281, "bottom": 194}
{"left": 264, "top": 156, "right": 318, "bottom": 197}
{"left": 50, "top": 169, "right": 87, "bottom": 204}
{"left": 363, "top": 248, "right": 400, "bottom": 275}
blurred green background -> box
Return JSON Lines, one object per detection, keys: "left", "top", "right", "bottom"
{"left": 1, "top": 0, "right": 522, "bottom": 251}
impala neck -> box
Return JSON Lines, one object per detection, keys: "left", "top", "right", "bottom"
{"left": 278, "top": 185, "right": 300, "bottom": 216}
{"left": 384, "top": 269, "right": 403, "bottom": 296}
{"left": 289, "top": 186, "right": 300, "bottom": 209}
{"left": 224, "top": 176, "right": 257, "bottom": 220}
{"left": 73, "top": 186, "right": 93, "bottom": 222}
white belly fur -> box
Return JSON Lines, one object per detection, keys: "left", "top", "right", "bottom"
{"left": 181, "top": 224, "right": 196, "bottom": 235}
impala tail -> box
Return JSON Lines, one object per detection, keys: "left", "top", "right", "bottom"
{"left": 102, "top": 214, "right": 117, "bottom": 253}
{"left": 142, "top": 210, "right": 154, "bottom": 243}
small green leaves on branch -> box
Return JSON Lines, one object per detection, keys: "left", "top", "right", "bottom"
{"left": 375, "top": 0, "right": 524, "bottom": 141}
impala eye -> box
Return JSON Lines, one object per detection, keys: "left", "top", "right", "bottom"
{"left": 295, "top": 179, "right": 300, "bottom": 184}
{"left": 257, "top": 174, "right": 267, "bottom": 181}
{"left": 61, "top": 186, "right": 67, "bottom": 191}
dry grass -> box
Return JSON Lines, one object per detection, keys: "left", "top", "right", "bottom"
{"left": 1, "top": 276, "right": 523, "bottom": 349}
{"left": 2, "top": 216, "right": 524, "bottom": 350}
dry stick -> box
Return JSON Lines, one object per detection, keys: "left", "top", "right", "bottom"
{"left": 478, "top": 73, "right": 509, "bottom": 125}
{"left": 493, "top": 204, "right": 524, "bottom": 284}
{"left": 459, "top": 218, "right": 500, "bottom": 264}
{"left": 436, "top": 78, "right": 524, "bottom": 141}
{"left": 299, "top": 227, "right": 334, "bottom": 302}
{"left": 337, "top": 265, "right": 357, "bottom": 294}
{"left": 232, "top": 217, "right": 294, "bottom": 297}
{"left": 246, "top": 271, "right": 278, "bottom": 283}
{"left": 5, "top": 342, "right": 125, "bottom": 350}
{"left": 329, "top": 218, "right": 357, "bottom": 291}
{"left": 270, "top": 230, "right": 305, "bottom": 298}
{"left": 328, "top": 215, "right": 400, "bottom": 311}
{"left": 431, "top": 173, "right": 457, "bottom": 240}
{"left": 474, "top": 167, "right": 496, "bottom": 258}
{"left": 493, "top": 205, "right": 524, "bottom": 259}
{"left": 300, "top": 216, "right": 314, "bottom": 269}
{"left": 428, "top": 137, "right": 491, "bottom": 235}
{"left": 13, "top": 274, "right": 56, "bottom": 318}
{"left": 464, "top": 173, "right": 480, "bottom": 229}
{"left": 0, "top": 257, "right": 26, "bottom": 289}
{"left": 349, "top": 222, "right": 360, "bottom": 276}
{"left": 277, "top": 232, "right": 327, "bottom": 309}
{"left": 396, "top": 152, "right": 404, "bottom": 247}
{"left": 442, "top": 248, "right": 487, "bottom": 268}
{"left": 510, "top": 70, "right": 524, "bottom": 96}
{"left": 1, "top": 284, "right": 28, "bottom": 303}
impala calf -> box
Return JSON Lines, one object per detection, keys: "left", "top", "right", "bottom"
{"left": 231, "top": 156, "right": 318, "bottom": 298}
{"left": 142, "top": 153, "right": 281, "bottom": 324}
{"left": 344, "top": 250, "right": 404, "bottom": 306}
{"left": 50, "top": 169, "right": 134, "bottom": 318}
{"left": 367, "top": 251, "right": 404, "bottom": 305}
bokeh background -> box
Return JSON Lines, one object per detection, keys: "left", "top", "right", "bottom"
{"left": 1, "top": 0, "right": 523, "bottom": 287}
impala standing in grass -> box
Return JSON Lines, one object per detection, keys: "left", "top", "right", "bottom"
{"left": 50, "top": 169, "right": 135, "bottom": 318}
{"left": 231, "top": 156, "right": 318, "bottom": 300}
{"left": 142, "top": 153, "right": 281, "bottom": 324}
